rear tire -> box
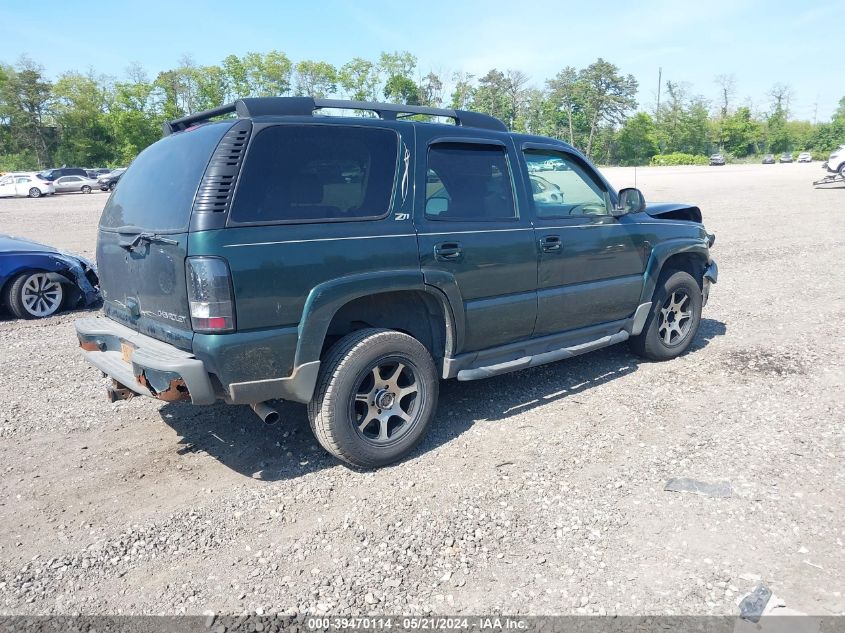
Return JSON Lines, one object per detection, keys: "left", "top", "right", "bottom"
{"left": 629, "top": 270, "right": 702, "bottom": 361}
{"left": 28, "top": 187, "right": 41, "bottom": 198}
{"left": 81, "top": 185, "right": 91, "bottom": 194}
{"left": 307, "top": 328, "right": 439, "bottom": 468}
{"left": 5, "top": 272, "right": 64, "bottom": 319}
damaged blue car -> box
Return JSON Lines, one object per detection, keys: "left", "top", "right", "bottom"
{"left": 0, "top": 234, "right": 100, "bottom": 319}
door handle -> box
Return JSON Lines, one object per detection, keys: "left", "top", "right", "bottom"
{"left": 604, "top": 243, "right": 626, "bottom": 252}
{"left": 434, "top": 242, "right": 463, "bottom": 261}
{"left": 539, "top": 235, "right": 561, "bottom": 253}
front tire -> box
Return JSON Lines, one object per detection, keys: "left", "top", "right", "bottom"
{"left": 629, "top": 270, "right": 702, "bottom": 361}
{"left": 308, "top": 328, "right": 439, "bottom": 468}
{"left": 5, "top": 272, "right": 64, "bottom": 319}
{"left": 28, "top": 187, "right": 42, "bottom": 198}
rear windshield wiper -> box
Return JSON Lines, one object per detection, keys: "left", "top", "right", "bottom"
{"left": 117, "top": 232, "right": 178, "bottom": 251}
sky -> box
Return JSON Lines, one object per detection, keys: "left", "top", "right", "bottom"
{"left": 1, "top": 0, "right": 843, "bottom": 121}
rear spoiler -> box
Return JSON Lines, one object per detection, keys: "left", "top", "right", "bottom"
{"left": 162, "top": 97, "right": 508, "bottom": 136}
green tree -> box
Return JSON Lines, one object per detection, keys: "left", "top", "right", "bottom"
{"left": 449, "top": 71, "right": 475, "bottom": 110}
{"left": 418, "top": 72, "right": 443, "bottom": 107}
{"left": 656, "top": 81, "right": 710, "bottom": 155}
{"left": 470, "top": 69, "right": 512, "bottom": 123}
{"left": 615, "top": 112, "right": 658, "bottom": 165}
{"left": 105, "top": 64, "right": 162, "bottom": 164}
{"left": 222, "top": 54, "right": 250, "bottom": 101}
{"left": 578, "top": 59, "right": 638, "bottom": 159}
{"left": 765, "top": 103, "right": 790, "bottom": 152}
{"left": 377, "top": 51, "right": 416, "bottom": 81}
{"left": 0, "top": 57, "right": 54, "bottom": 167}
{"left": 546, "top": 66, "right": 581, "bottom": 146}
{"left": 52, "top": 71, "right": 112, "bottom": 166}
{"left": 293, "top": 60, "right": 337, "bottom": 98}
{"left": 339, "top": 58, "right": 380, "bottom": 101}
{"left": 247, "top": 50, "right": 292, "bottom": 97}
{"left": 720, "top": 107, "right": 762, "bottom": 156}
{"left": 383, "top": 74, "right": 419, "bottom": 105}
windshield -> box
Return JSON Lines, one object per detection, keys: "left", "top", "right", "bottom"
{"left": 99, "top": 121, "right": 232, "bottom": 233}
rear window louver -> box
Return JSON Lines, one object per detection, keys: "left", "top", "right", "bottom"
{"left": 192, "top": 119, "right": 252, "bottom": 214}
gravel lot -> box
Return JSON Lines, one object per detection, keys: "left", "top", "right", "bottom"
{"left": 0, "top": 163, "right": 843, "bottom": 617}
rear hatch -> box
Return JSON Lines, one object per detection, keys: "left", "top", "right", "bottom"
{"left": 96, "top": 120, "right": 237, "bottom": 350}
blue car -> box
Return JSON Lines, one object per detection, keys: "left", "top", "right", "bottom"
{"left": 0, "top": 234, "right": 100, "bottom": 319}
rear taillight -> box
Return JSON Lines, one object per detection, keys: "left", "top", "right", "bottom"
{"left": 186, "top": 257, "right": 235, "bottom": 332}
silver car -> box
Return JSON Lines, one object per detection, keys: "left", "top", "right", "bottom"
{"left": 52, "top": 174, "right": 100, "bottom": 194}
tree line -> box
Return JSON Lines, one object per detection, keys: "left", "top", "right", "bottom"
{"left": 1, "top": 51, "right": 844, "bottom": 171}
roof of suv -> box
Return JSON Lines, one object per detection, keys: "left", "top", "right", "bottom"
{"left": 163, "top": 97, "right": 510, "bottom": 136}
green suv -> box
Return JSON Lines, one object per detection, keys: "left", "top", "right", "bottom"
{"left": 76, "top": 97, "right": 717, "bottom": 468}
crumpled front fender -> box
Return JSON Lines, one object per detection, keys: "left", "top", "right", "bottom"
{"left": 52, "top": 253, "right": 101, "bottom": 306}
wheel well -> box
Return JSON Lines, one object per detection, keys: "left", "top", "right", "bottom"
{"left": 324, "top": 291, "right": 449, "bottom": 362}
{"left": 660, "top": 253, "right": 707, "bottom": 288}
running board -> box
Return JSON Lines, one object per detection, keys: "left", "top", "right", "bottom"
{"left": 456, "top": 330, "right": 629, "bottom": 381}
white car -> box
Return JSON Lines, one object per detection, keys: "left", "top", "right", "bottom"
{"left": 797, "top": 152, "right": 812, "bottom": 163}
{"left": 0, "top": 173, "right": 55, "bottom": 198}
{"left": 824, "top": 145, "right": 845, "bottom": 176}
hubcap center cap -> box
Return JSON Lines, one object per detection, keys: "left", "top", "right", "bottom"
{"left": 375, "top": 389, "right": 396, "bottom": 410}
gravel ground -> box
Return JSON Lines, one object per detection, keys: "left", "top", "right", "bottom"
{"left": 0, "top": 163, "right": 843, "bottom": 617}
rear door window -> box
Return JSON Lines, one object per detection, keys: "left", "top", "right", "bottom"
{"left": 99, "top": 121, "right": 233, "bottom": 232}
{"left": 425, "top": 143, "right": 516, "bottom": 221}
{"left": 230, "top": 125, "right": 398, "bottom": 224}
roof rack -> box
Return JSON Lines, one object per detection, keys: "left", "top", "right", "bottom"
{"left": 162, "top": 97, "right": 508, "bottom": 135}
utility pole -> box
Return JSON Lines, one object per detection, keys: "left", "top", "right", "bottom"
{"left": 656, "top": 67, "right": 662, "bottom": 115}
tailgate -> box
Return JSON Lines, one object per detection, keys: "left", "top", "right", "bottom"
{"left": 97, "top": 232, "right": 193, "bottom": 350}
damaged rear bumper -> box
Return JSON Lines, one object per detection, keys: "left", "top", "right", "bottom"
{"left": 75, "top": 317, "right": 217, "bottom": 405}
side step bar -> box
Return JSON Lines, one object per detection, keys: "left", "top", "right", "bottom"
{"left": 456, "top": 331, "right": 629, "bottom": 381}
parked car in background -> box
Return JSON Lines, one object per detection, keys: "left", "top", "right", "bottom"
{"left": 823, "top": 145, "right": 845, "bottom": 176}
{"left": 709, "top": 153, "right": 726, "bottom": 166}
{"left": 97, "top": 168, "right": 126, "bottom": 191}
{"left": 53, "top": 175, "right": 101, "bottom": 194}
{"left": 0, "top": 173, "right": 55, "bottom": 198}
{"left": 86, "top": 168, "right": 112, "bottom": 177}
{"left": 37, "top": 167, "right": 89, "bottom": 182}
{"left": 779, "top": 152, "right": 793, "bottom": 163}
{"left": 61, "top": 175, "right": 101, "bottom": 194}
{"left": 528, "top": 175, "right": 564, "bottom": 204}
{"left": 797, "top": 152, "right": 812, "bottom": 163}
{"left": 1, "top": 234, "right": 99, "bottom": 319}
{"left": 762, "top": 154, "right": 775, "bottom": 164}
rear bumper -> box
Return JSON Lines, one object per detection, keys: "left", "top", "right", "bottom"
{"left": 75, "top": 317, "right": 217, "bottom": 405}
{"left": 75, "top": 317, "right": 321, "bottom": 405}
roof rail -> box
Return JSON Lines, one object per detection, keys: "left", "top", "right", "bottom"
{"left": 162, "top": 97, "right": 507, "bottom": 135}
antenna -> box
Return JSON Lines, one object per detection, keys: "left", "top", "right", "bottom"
{"left": 634, "top": 165, "right": 637, "bottom": 189}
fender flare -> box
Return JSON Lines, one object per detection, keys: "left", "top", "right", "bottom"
{"left": 293, "top": 270, "right": 459, "bottom": 367}
{"left": 420, "top": 268, "right": 466, "bottom": 355}
{"left": 640, "top": 239, "right": 711, "bottom": 304}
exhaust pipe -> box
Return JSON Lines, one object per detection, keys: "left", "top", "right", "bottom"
{"left": 250, "top": 401, "right": 280, "bottom": 425}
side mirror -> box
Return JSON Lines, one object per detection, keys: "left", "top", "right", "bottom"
{"left": 617, "top": 187, "right": 646, "bottom": 215}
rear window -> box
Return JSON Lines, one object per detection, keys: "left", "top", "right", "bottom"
{"left": 229, "top": 125, "right": 398, "bottom": 224}
{"left": 99, "top": 121, "right": 232, "bottom": 232}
